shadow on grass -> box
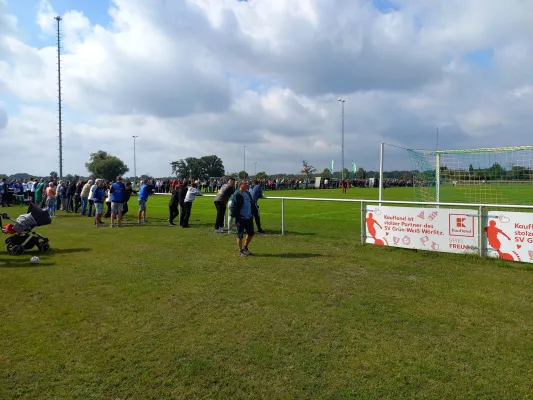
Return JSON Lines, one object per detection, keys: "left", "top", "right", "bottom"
{"left": 263, "top": 230, "right": 316, "bottom": 236}
{"left": 121, "top": 221, "right": 214, "bottom": 228}
{"left": 48, "top": 248, "right": 91, "bottom": 255}
{"left": 0, "top": 257, "right": 56, "bottom": 268}
{"left": 253, "top": 253, "right": 323, "bottom": 259}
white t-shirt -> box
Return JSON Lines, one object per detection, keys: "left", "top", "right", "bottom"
{"left": 88, "top": 184, "right": 97, "bottom": 201}
{"left": 184, "top": 187, "right": 202, "bottom": 203}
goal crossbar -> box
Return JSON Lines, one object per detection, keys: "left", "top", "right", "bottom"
{"left": 410, "top": 146, "right": 533, "bottom": 155}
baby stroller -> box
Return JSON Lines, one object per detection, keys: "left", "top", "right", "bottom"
{"left": 1, "top": 203, "right": 52, "bottom": 256}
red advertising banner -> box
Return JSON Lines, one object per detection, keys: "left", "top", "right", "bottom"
{"left": 365, "top": 206, "right": 479, "bottom": 255}
{"left": 485, "top": 211, "right": 533, "bottom": 263}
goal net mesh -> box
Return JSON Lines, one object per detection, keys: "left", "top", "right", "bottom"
{"left": 407, "top": 147, "right": 533, "bottom": 206}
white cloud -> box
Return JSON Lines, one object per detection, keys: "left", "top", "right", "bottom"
{"left": 0, "top": 0, "right": 532, "bottom": 177}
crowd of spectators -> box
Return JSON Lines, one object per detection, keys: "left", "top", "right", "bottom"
{"left": 0, "top": 175, "right": 434, "bottom": 210}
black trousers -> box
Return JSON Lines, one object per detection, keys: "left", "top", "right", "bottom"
{"left": 169, "top": 204, "right": 179, "bottom": 223}
{"left": 67, "top": 194, "right": 74, "bottom": 211}
{"left": 214, "top": 200, "right": 226, "bottom": 229}
{"left": 179, "top": 202, "right": 186, "bottom": 226}
{"left": 182, "top": 202, "right": 192, "bottom": 227}
{"left": 74, "top": 195, "right": 81, "bottom": 213}
{"left": 252, "top": 204, "right": 262, "bottom": 231}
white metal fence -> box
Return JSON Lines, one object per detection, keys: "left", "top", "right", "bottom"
{"left": 156, "top": 193, "right": 533, "bottom": 260}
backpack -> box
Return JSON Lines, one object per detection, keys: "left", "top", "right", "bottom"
{"left": 229, "top": 191, "right": 255, "bottom": 218}
{"left": 229, "top": 192, "right": 241, "bottom": 218}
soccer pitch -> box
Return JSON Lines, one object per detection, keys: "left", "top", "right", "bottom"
{"left": 1, "top": 188, "right": 533, "bottom": 399}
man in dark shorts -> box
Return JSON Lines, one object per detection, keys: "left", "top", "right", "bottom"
{"left": 230, "top": 180, "right": 255, "bottom": 257}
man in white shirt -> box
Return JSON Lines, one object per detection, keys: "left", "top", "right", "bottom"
{"left": 28, "top": 178, "right": 37, "bottom": 202}
{"left": 182, "top": 183, "right": 203, "bottom": 228}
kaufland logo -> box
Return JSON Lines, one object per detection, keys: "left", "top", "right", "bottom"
{"left": 449, "top": 214, "right": 474, "bottom": 237}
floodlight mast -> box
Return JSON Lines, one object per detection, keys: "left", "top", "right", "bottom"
{"left": 55, "top": 16, "right": 63, "bottom": 180}
{"left": 132, "top": 136, "right": 138, "bottom": 184}
{"left": 338, "top": 98, "right": 346, "bottom": 179}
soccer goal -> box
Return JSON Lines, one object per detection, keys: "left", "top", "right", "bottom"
{"left": 379, "top": 144, "right": 533, "bottom": 206}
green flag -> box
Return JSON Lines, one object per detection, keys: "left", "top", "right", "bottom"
{"left": 330, "top": 160, "right": 334, "bottom": 172}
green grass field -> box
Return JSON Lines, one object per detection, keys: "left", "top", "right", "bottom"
{"left": 1, "top": 187, "right": 533, "bottom": 399}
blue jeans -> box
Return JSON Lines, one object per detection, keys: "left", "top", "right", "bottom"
{"left": 47, "top": 198, "right": 56, "bottom": 216}
{"left": 81, "top": 197, "right": 88, "bottom": 215}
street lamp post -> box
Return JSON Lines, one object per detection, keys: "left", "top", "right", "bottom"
{"left": 338, "top": 98, "right": 346, "bottom": 180}
{"left": 243, "top": 146, "right": 246, "bottom": 179}
{"left": 132, "top": 136, "right": 138, "bottom": 184}
{"left": 254, "top": 161, "right": 258, "bottom": 177}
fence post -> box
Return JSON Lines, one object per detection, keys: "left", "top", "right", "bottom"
{"left": 360, "top": 201, "right": 365, "bottom": 245}
{"left": 281, "top": 198, "right": 285, "bottom": 235}
{"left": 478, "top": 205, "right": 484, "bottom": 258}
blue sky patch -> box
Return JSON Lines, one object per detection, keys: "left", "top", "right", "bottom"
{"left": 464, "top": 48, "right": 494, "bottom": 69}
{"left": 371, "top": 0, "right": 399, "bottom": 14}
{"left": 6, "top": 0, "right": 110, "bottom": 48}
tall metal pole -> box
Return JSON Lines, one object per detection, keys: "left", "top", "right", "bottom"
{"left": 243, "top": 146, "right": 246, "bottom": 179}
{"left": 254, "top": 161, "right": 258, "bottom": 177}
{"left": 132, "top": 136, "right": 138, "bottom": 184}
{"left": 55, "top": 16, "right": 63, "bottom": 180}
{"left": 338, "top": 99, "right": 346, "bottom": 180}
{"left": 379, "top": 142, "right": 384, "bottom": 206}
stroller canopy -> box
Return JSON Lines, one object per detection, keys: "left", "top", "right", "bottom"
{"left": 27, "top": 203, "right": 52, "bottom": 227}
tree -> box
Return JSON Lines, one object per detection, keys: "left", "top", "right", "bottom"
{"left": 468, "top": 164, "right": 474, "bottom": 172}
{"left": 238, "top": 171, "right": 249, "bottom": 179}
{"left": 301, "top": 160, "right": 317, "bottom": 180}
{"left": 255, "top": 171, "right": 269, "bottom": 180}
{"left": 200, "top": 155, "right": 225, "bottom": 179}
{"left": 49, "top": 171, "right": 58, "bottom": 180}
{"left": 170, "top": 159, "right": 190, "bottom": 179}
{"left": 356, "top": 167, "right": 366, "bottom": 179}
{"left": 85, "top": 150, "right": 129, "bottom": 182}
{"left": 228, "top": 172, "right": 239, "bottom": 180}
{"left": 321, "top": 168, "right": 332, "bottom": 178}
{"left": 65, "top": 174, "right": 74, "bottom": 183}
{"left": 170, "top": 155, "right": 225, "bottom": 180}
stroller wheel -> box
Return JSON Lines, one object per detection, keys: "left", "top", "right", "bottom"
{"left": 38, "top": 243, "right": 50, "bottom": 253}
{"left": 7, "top": 244, "right": 14, "bottom": 252}
{"left": 10, "top": 245, "right": 25, "bottom": 256}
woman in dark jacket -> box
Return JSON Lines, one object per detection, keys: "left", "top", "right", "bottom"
{"left": 66, "top": 180, "right": 77, "bottom": 212}
{"left": 74, "top": 179, "right": 83, "bottom": 213}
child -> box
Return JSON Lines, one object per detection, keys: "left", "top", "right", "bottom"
{"left": 227, "top": 191, "right": 236, "bottom": 234}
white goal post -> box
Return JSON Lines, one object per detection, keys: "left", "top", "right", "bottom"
{"left": 379, "top": 143, "right": 533, "bottom": 205}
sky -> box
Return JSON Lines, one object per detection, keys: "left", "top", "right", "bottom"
{"left": 0, "top": 0, "right": 532, "bottom": 177}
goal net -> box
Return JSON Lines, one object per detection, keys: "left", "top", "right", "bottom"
{"left": 407, "top": 146, "right": 533, "bottom": 205}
